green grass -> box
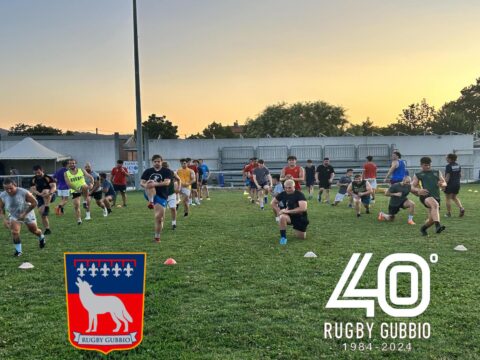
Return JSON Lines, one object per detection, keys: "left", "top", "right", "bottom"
{"left": 0, "top": 186, "right": 479, "bottom": 359}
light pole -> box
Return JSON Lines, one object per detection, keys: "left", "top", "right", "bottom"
{"left": 133, "top": 0, "right": 144, "bottom": 189}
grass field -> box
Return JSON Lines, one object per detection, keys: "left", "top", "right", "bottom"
{"left": 0, "top": 185, "right": 479, "bottom": 359}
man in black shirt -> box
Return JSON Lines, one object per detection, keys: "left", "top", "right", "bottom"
{"left": 377, "top": 176, "right": 416, "bottom": 224}
{"left": 347, "top": 174, "right": 373, "bottom": 218}
{"left": 30, "top": 165, "right": 56, "bottom": 235}
{"left": 141, "top": 154, "right": 173, "bottom": 243}
{"left": 271, "top": 179, "right": 309, "bottom": 245}
{"left": 444, "top": 153, "right": 465, "bottom": 217}
{"left": 315, "top": 157, "right": 335, "bottom": 204}
{"left": 304, "top": 159, "right": 316, "bottom": 200}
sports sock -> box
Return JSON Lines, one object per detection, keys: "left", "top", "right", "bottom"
{"left": 172, "top": 220, "right": 176, "bottom": 225}
{"left": 408, "top": 215, "right": 414, "bottom": 221}
{"left": 154, "top": 232, "right": 160, "bottom": 238}
{"left": 15, "top": 243, "right": 22, "bottom": 252}
{"left": 280, "top": 230, "right": 287, "bottom": 238}
{"left": 434, "top": 221, "right": 441, "bottom": 230}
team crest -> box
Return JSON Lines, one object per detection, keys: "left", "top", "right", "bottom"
{"left": 64, "top": 253, "right": 146, "bottom": 354}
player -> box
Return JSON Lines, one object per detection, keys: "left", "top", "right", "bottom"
{"left": 347, "top": 174, "right": 373, "bottom": 217}
{"left": 99, "top": 173, "right": 115, "bottom": 215}
{"left": 0, "top": 178, "right": 46, "bottom": 256}
{"left": 111, "top": 160, "right": 129, "bottom": 207}
{"left": 271, "top": 174, "right": 284, "bottom": 222}
{"left": 85, "top": 163, "right": 108, "bottom": 217}
{"left": 198, "top": 159, "right": 210, "bottom": 200}
{"left": 315, "top": 157, "right": 335, "bottom": 204}
{"left": 384, "top": 151, "right": 407, "bottom": 184}
{"left": 30, "top": 165, "right": 56, "bottom": 235}
{"left": 377, "top": 176, "right": 416, "bottom": 224}
{"left": 162, "top": 161, "right": 181, "bottom": 230}
{"left": 271, "top": 179, "right": 309, "bottom": 245}
{"left": 187, "top": 158, "right": 201, "bottom": 206}
{"left": 444, "top": 153, "right": 465, "bottom": 217}
{"left": 333, "top": 169, "right": 353, "bottom": 207}
{"left": 280, "top": 156, "right": 304, "bottom": 191}
{"left": 244, "top": 158, "right": 258, "bottom": 203}
{"left": 411, "top": 157, "right": 447, "bottom": 236}
{"left": 177, "top": 159, "right": 196, "bottom": 217}
{"left": 140, "top": 154, "right": 172, "bottom": 243}
{"left": 304, "top": 160, "right": 316, "bottom": 199}
{"left": 64, "top": 159, "right": 94, "bottom": 225}
{"left": 363, "top": 155, "right": 378, "bottom": 202}
{"left": 53, "top": 160, "right": 70, "bottom": 215}
{"left": 252, "top": 159, "right": 273, "bottom": 210}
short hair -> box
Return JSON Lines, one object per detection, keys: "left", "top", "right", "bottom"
{"left": 354, "top": 174, "right": 362, "bottom": 179}
{"left": 366, "top": 155, "right": 373, "bottom": 161}
{"left": 257, "top": 159, "right": 264, "bottom": 164}
{"left": 62, "top": 160, "right": 69, "bottom": 167}
{"left": 447, "top": 153, "right": 457, "bottom": 162}
{"left": 323, "top": 157, "right": 329, "bottom": 161}
{"left": 162, "top": 161, "right": 169, "bottom": 168}
{"left": 152, "top": 154, "right": 162, "bottom": 161}
{"left": 99, "top": 172, "right": 107, "bottom": 179}
{"left": 393, "top": 151, "right": 402, "bottom": 158}
{"left": 33, "top": 165, "right": 43, "bottom": 171}
{"left": 180, "top": 158, "right": 186, "bottom": 163}
{"left": 347, "top": 168, "right": 354, "bottom": 173}
{"left": 117, "top": 160, "right": 124, "bottom": 164}
{"left": 198, "top": 159, "right": 204, "bottom": 162}
{"left": 307, "top": 159, "right": 313, "bottom": 163}
{"left": 284, "top": 179, "right": 295, "bottom": 188}
{"left": 272, "top": 174, "right": 280, "bottom": 181}
{"left": 252, "top": 157, "right": 258, "bottom": 161}
{"left": 3, "top": 178, "right": 17, "bottom": 186}
{"left": 287, "top": 155, "right": 297, "bottom": 161}
{"left": 193, "top": 159, "right": 199, "bottom": 164}
{"left": 420, "top": 156, "right": 432, "bottom": 165}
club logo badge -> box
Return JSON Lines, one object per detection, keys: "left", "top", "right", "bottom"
{"left": 64, "top": 253, "right": 146, "bottom": 354}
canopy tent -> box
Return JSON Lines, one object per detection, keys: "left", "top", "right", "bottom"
{"left": 0, "top": 137, "right": 70, "bottom": 177}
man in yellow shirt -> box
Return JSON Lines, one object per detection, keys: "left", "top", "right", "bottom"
{"left": 64, "top": 159, "right": 93, "bottom": 225}
{"left": 177, "top": 159, "right": 195, "bottom": 217}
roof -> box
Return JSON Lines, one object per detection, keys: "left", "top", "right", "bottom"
{"left": 0, "top": 137, "right": 70, "bottom": 161}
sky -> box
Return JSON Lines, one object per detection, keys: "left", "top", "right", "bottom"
{"left": 1, "top": 0, "right": 479, "bottom": 137}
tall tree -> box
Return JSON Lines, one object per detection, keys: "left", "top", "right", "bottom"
{"left": 390, "top": 99, "right": 436, "bottom": 134}
{"left": 142, "top": 114, "right": 178, "bottom": 139}
{"left": 8, "top": 123, "right": 63, "bottom": 135}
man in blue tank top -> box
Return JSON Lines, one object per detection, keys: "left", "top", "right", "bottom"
{"left": 385, "top": 151, "right": 407, "bottom": 184}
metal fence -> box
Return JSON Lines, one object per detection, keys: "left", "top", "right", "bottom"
{"left": 357, "top": 144, "right": 390, "bottom": 159}
{"left": 289, "top": 146, "right": 323, "bottom": 161}
{"left": 220, "top": 147, "right": 255, "bottom": 163}
{"left": 256, "top": 146, "right": 288, "bottom": 161}
{"left": 324, "top": 145, "right": 356, "bottom": 160}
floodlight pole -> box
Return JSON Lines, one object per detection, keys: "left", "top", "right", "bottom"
{"left": 133, "top": 0, "right": 144, "bottom": 190}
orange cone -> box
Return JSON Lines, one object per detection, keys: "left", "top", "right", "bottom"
{"left": 164, "top": 258, "right": 177, "bottom": 265}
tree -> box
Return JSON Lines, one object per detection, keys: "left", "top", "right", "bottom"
{"left": 346, "top": 118, "right": 388, "bottom": 136}
{"left": 243, "top": 101, "right": 349, "bottom": 137}
{"left": 390, "top": 99, "right": 436, "bottom": 134}
{"left": 8, "top": 123, "right": 63, "bottom": 135}
{"left": 142, "top": 114, "right": 178, "bottom": 139}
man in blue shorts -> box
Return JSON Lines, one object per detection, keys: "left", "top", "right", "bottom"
{"left": 141, "top": 154, "right": 173, "bottom": 243}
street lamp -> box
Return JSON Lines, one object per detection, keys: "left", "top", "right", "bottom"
{"left": 133, "top": 0, "right": 144, "bottom": 189}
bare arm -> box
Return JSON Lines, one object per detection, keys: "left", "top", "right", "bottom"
{"left": 280, "top": 200, "right": 308, "bottom": 215}
{"left": 64, "top": 172, "right": 73, "bottom": 189}
{"left": 384, "top": 160, "right": 398, "bottom": 181}
{"left": 280, "top": 168, "right": 287, "bottom": 182}
{"left": 346, "top": 183, "right": 354, "bottom": 196}
{"left": 411, "top": 175, "right": 426, "bottom": 196}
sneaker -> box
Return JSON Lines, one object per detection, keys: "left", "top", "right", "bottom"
{"left": 44, "top": 228, "right": 51, "bottom": 235}
{"left": 77, "top": 220, "right": 82, "bottom": 225}
{"left": 251, "top": 199, "right": 255, "bottom": 204}
{"left": 377, "top": 212, "right": 384, "bottom": 221}
{"left": 172, "top": 224, "right": 176, "bottom": 230}
{"left": 184, "top": 212, "right": 188, "bottom": 217}
{"left": 436, "top": 225, "right": 446, "bottom": 234}
{"left": 348, "top": 204, "right": 353, "bottom": 208}
{"left": 371, "top": 200, "right": 376, "bottom": 204}
{"left": 123, "top": 204, "right": 127, "bottom": 207}
{"left": 148, "top": 202, "right": 154, "bottom": 209}
{"left": 420, "top": 227, "right": 428, "bottom": 236}
{"left": 154, "top": 237, "right": 161, "bottom": 243}
{"left": 85, "top": 213, "right": 91, "bottom": 221}
{"left": 39, "top": 236, "right": 46, "bottom": 249}
{"left": 260, "top": 206, "right": 264, "bottom": 210}
{"left": 206, "top": 197, "right": 211, "bottom": 200}
{"left": 107, "top": 208, "right": 112, "bottom": 214}
{"left": 366, "top": 208, "right": 370, "bottom": 214}
{"left": 444, "top": 212, "right": 451, "bottom": 218}
{"left": 459, "top": 208, "right": 465, "bottom": 217}
{"left": 243, "top": 191, "right": 249, "bottom": 195}
{"left": 357, "top": 213, "right": 361, "bottom": 218}
{"left": 103, "top": 208, "right": 108, "bottom": 217}
{"left": 407, "top": 219, "right": 416, "bottom": 225}
{"left": 14, "top": 250, "right": 23, "bottom": 257}
{"left": 279, "top": 237, "right": 287, "bottom": 245}
{"left": 192, "top": 203, "right": 197, "bottom": 206}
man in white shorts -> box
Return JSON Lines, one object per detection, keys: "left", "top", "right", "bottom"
{"left": 333, "top": 169, "right": 353, "bottom": 207}
{"left": 177, "top": 159, "right": 195, "bottom": 217}
{"left": 0, "top": 178, "right": 46, "bottom": 256}
{"left": 363, "top": 156, "right": 378, "bottom": 202}
{"left": 162, "top": 161, "right": 181, "bottom": 230}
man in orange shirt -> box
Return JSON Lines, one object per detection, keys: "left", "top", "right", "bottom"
{"left": 110, "top": 160, "right": 129, "bottom": 207}
{"left": 362, "top": 155, "right": 378, "bottom": 202}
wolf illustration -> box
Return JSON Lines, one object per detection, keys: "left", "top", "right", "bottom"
{"left": 75, "top": 277, "right": 133, "bottom": 333}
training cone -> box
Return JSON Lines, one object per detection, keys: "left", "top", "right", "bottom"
{"left": 304, "top": 251, "right": 317, "bottom": 258}
{"left": 475, "top": 190, "right": 478, "bottom": 193}
{"left": 164, "top": 258, "right": 177, "bottom": 265}
{"left": 18, "top": 262, "right": 34, "bottom": 269}
{"left": 454, "top": 245, "right": 467, "bottom": 252}
{"left": 468, "top": 189, "right": 473, "bottom": 192}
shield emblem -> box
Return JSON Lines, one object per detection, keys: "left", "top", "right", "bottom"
{"left": 64, "top": 253, "right": 146, "bottom": 354}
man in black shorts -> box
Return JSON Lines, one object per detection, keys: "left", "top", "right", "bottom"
{"left": 315, "top": 157, "right": 335, "bottom": 204}
{"left": 271, "top": 179, "right": 309, "bottom": 245}
{"left": 30, "top": 165, "right": 56, "bottom": 235}
{"left": 378, "top": 176, "right": 416, "bottom": 225}
{"left": 444, "top": 153, "right": 465, "bottom": 217}
{"left": 252, "top": 159, "right": 272, "bottom": 210}
{"left": 304, "top": 159, "right": 316, "bottom": 200}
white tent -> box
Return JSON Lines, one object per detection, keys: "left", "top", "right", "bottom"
{"left": 0, "top": 137, "right": 69, "bottom": 161}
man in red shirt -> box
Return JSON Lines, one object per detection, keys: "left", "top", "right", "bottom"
{"left": 188, "top": 158, "right": 200, "bottom": 205}
{"left": 243, "top": 158, "right": 258, "bottom": 203}
{"left": 110, "top": 160, "right": 129, "bottom": 207}
{"left": 280, "top": 156, "right": 305, "bottom": 191}
{"left": 362, "top": 155, "right": 378, "bottom": 202}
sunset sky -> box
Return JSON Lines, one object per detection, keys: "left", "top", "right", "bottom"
{"left": 1, "top": 0, "right": 479, "bottom": 137}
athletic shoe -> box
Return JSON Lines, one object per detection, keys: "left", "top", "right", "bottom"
{"left": 123, "top": 204, "right": 127, "bottom": 207}
{"left": 195, "top": 199, "right": 201, "bottom": 205}
{"left": 371, "top": 200, "right": 376, "bottom": 204}
{"left": 42, "top": 206, "right": 50, "bottom": 216}
{"left": 148, "top": 202, "right": 154, "bottom": 209}
{"left": 85, "top": 213, "right": 91, "bottom": 221}
{"left": 420, "top": 227, "right": 428, "bottom": 236}
{"left": 44, "top": 229, "right": 51, "bottom": 235}
{"left": 407, "top": 219, "right": 416, "bottom": 225}
{"left": 154, "top": 237, "right": 161, "bottom": 243}
{"left": 77, "top": 220, "right": 82, "bottom": 225}
{"left": 206, "top": 197, "right": 211, "bottom": 200}
{"left": 184, "top": 212, "right": 188, "bottom": 217}
{"left": 243, "top": 191, "right": 249, "bottom": 195}
{"left": 348, "top": 204, "right": 353, "bottom": 208}
{"left": 366, "top": 208, "right": 370, "bottom": 214}
{"left": 176, "top": 204, "right": 179, "bottom": 210}
{"left": 107, "top": 208, "right": 112, "bottom": 214}
{"left": 275, "top": 217, "right": 280, "bottom": 223}
{"left": 39, "top": 236, "right": 46, "bottom": 249}
{"left": 103, "top": 208, "right": 108, "bottom": 217}
{"left": 260, "top": 206, "right": 264, "bottom": 210}
{"left": 251, "top": 199, "right": 255, "bottom": 204}
{"left": 14, "top": 250, "right": 23, "bottom": 257}
{"left": 192, "top": 203, "right": 197, "bottom": 206}
{"left": 459, "top": 208, "right": 465, "bottom": 217}
{"left": 377, "top": 212, "right": 384, "bottom": 221}
{"left": 436, "top": 225, "right": 446, "bottom": 234}
{"left": 444, "top": 212, "right": 451, "bottom": 218}
{"left": 357, "top": 213, "right": 361, "bottom": 218}
{"left": 172, "top": 224, "right": 176, "bottom": 230}
{"left": 279, "top": 237, "right": 287, "bottom": 245}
